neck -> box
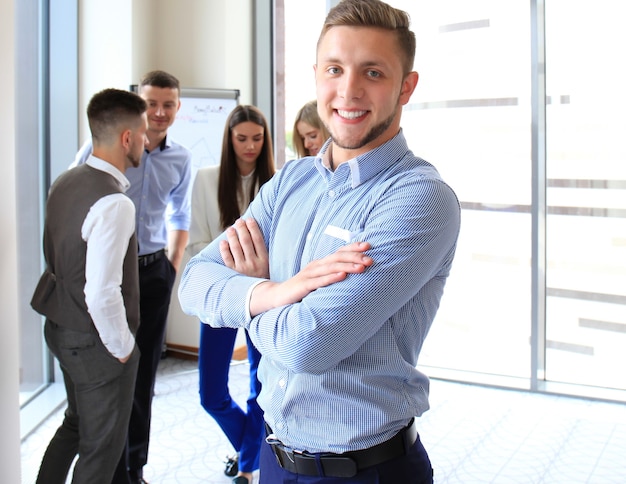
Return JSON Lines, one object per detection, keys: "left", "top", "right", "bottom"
{"left": 92, "top": 147, "right": 126, "bottom": 173}
{"left": 237, "top": 161, "right": 256, "bottom": 177}
{"left": 146, "top": 130, "right": 166, "bottom": 152}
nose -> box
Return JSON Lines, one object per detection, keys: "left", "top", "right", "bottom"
{"left": 338, "top": 69, "right": 362, "bottom": 100}
{"left": 304, "top": 138, "right": 313, "bottom": 149}
{"left": 155, "top": 106, "right": 164, "bottom": 116}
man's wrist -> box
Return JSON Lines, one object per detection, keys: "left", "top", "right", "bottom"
{"left": 249, "top": 280, "right": 274, "bottom": 318}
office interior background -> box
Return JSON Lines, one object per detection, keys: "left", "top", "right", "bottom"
{"left": 2, "top": 0, "right": 625, "bottom": 482}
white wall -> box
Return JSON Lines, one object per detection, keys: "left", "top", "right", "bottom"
{"left": 1, "top": 0, "right": 24, "bottom": 480}
{"left": 78, "top": 0, "right": 253, "bottom": 142}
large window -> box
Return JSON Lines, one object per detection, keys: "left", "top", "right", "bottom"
{"left": 279, "top": 0, "right": 626, "bottom": 401}
{"left": 19, "top": 0, "right": 79, "bottom": 439}
{"left": 544, "top": 0, "right": 626, "bottom": 392}
{"left": 17, "top": 0, "right": 49, "bottom": 412}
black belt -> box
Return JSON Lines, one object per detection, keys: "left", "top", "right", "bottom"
{"left": 138, "top": 249, "right": 165, "bottom": 267}
{"left": 266, "top": 418, "right": 417, "bottom": 478}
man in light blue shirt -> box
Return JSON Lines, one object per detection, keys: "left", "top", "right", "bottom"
{"left": 74, "top": 71, "right": 191, "bottom": 484}
{"left": 179, "top": 1, "right": 460, "bottom": 482}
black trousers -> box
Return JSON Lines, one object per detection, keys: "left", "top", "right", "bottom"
{"left": 112, "top": 255, "right": 176, "bottom": 483}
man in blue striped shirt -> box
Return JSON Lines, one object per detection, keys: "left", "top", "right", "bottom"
{"left": 180, "top": 0, "right": 460, "bottom": 482}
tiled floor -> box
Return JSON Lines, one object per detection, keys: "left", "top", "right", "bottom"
{"left": 21, "top": 356, "right": 626, "bottom": 483}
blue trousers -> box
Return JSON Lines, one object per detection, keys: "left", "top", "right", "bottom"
{"left": 198, "top": 323, "right": 264, "bottom": 473}
{"left": 259, "top": 430, "right": 433, "bottom": 484}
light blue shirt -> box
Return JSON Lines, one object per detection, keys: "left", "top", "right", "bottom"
{"left": 73, "top": 137, "right": 192, "bottom": 255}
{"left": 179, "top": 131, "right": 461, "bottom": 454}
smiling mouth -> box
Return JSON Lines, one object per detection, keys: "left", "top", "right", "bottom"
{"left": 336, "top": 109, "right": 367, "bottom": 120}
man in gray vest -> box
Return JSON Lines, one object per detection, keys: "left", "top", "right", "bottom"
{"left": 31, "top": 88, "right": 148, "bottom": 484}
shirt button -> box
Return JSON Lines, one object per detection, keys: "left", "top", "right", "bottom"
{"left": 328, "top": 190, "right": 336, "bottom": 198}
{"left": 278, "top": 378, "right": 286, "bottom": 388}
{"left": 276, "top": 422, "right": 285, "bottom": 430}
{"left": 306, "top": 232, "right": 312, "bottom": 241}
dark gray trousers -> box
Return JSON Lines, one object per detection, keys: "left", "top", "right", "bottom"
{"left": 36, "top": 319, "right": 139, "bottom": 484}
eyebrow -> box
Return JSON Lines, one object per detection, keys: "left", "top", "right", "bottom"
{"left": 321, "top": 54, "right": 389, "bottom": 67}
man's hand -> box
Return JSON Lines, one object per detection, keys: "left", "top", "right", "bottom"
{"left": 220, "top": 218, "right": 270, "bottom": 278}
{"left": 218, "top": 217, "right": 373, "bottom": 317}
{"left": 249, "top": 242, "right": 373, "bottom": 316}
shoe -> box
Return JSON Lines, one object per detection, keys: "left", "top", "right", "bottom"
{"left": 129, "top": 469, "right": 149, "bottom": 484}
{"left": 232, "top": 477, "right": 249, "bottom": 484}
{"left": 224, "top": 455, "right": 238, "bottom": 477}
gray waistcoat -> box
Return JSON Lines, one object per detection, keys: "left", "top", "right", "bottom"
{"left": 31, "top": 163, "right": 140, "bottom": 335}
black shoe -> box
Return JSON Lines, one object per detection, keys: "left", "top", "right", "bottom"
{"left": 232, "top": 477, "right": 249, "bottom": 484}
{"left": 129, "top": 469, "right": 149, "bottom": 484}
{"left": 224, "top": 455, "right": 238, "bottom": 477}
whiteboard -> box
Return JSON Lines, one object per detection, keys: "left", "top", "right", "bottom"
{"left": 168, "top": 87, "right": 239, "bottom": 178}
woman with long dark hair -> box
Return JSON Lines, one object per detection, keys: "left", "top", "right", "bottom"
{"left": 188, "top": 105, "right": 275, "bottom": 484}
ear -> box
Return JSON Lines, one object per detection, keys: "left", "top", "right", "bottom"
{"left": 399, "top": 71, "right": 419, "bottom": 106}
{"left": 121, "top": 129, "right": 132, "bottom": 150}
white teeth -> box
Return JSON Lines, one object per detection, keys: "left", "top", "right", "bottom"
{"left": 337, "top": 110, "right": 366, "bottom": 119}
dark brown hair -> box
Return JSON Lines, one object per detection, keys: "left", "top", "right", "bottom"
{"left": 87, "top": 88, "right": 147, "bottom": 144}
{"left": 139, "top": 70, "right": 181, "bottom": 91}
{"left": 218, "top": 105, "right": 275, "bottom": 229}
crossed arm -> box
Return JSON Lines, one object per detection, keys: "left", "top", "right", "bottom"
{"left": 219, "top": 218, "right": 373, "bottom": 316}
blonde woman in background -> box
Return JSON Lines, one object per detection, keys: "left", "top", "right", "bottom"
{"left": 188, "top": 105, "right": 275, "bottom": 484}
{"left": 292, "top": 100, "right": 330, "bottom": 157}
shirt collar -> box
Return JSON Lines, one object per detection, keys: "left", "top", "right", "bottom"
{"left": 145, "top": 134, "right": 171, "bottom": 154}
{"left": 86, "top": 155, "right": 131, "bottom": 192}
{"left": 160, "top": 135, "right": 171, "bottom": 151}
{"left": 314, "top": 130, "right": 410, "bottom": 189}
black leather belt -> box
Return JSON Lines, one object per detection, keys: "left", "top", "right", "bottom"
{"left": 266, "top": 418, "right": 417, "bottom": 478}
{"left": 138, "top": 249, "right": 165, "bottom": 267}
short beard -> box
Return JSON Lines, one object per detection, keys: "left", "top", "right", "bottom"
{"left": 127, "top": 153, "right": 141, "bottom": 169}
{"left": 328, "top": 106, "right": 398, "bottom": 150}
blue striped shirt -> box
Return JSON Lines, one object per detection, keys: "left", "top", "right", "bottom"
{"left": 179, "top": 130, "right": 460, "bottom": 453}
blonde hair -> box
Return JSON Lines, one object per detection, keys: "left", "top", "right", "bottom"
{"left": 292, "top": 100, "right": 330, "bottom": 158}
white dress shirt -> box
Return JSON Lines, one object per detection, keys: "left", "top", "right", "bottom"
{"left": 82, "top": 155, "right": 137, "bottom": 358}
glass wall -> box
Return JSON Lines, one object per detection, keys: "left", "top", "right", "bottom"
{"left": 281, "top": 1, "right": 328, "bottom": 164}
{"left": 544, "top": 0, "right": 626, "bottom": 391}
{"left": 19, "top": 0, "right": 78, "bottom": 439}
{"left": 279, "top": 0, "right": 626, "bottom": 401}
{"left": 17, "top": 0, "right": 48, "bottom": 409}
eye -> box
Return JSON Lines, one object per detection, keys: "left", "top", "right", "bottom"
{"left": 366, "top": 69, "right": 382, "bottom": 79}
{"left": 327, "top": 66, "right": 341, "bottom": 75}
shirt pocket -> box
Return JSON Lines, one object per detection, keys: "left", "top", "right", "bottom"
{"left": 311, "top": 224, "right": 364, "bottom": 259}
